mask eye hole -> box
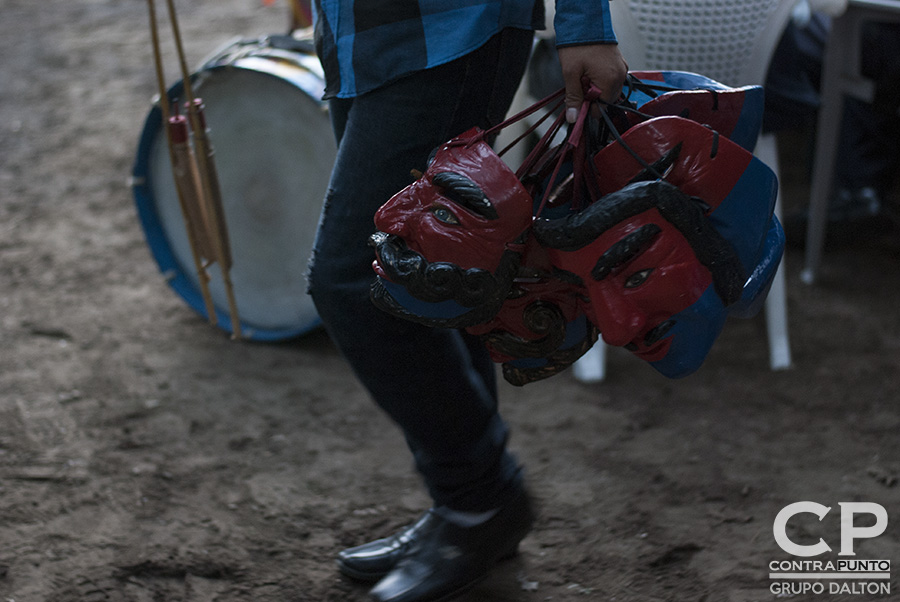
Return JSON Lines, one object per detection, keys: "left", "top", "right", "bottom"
{"left": 624, "top": 268, "right": 653, "bottom": 289}
{"left": 431, "top": 205, "right": 460, "bottom": 225}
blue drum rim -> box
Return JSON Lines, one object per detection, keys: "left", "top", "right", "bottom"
{"left": 131, "top": 74, "right": 323, "bottom": 341}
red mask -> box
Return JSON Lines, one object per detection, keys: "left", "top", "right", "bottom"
{"left": 545, "top": 204, "right": 712, "bottom": 362}
{"left": 373, "top": 129, "right": 533, "bottom": 274}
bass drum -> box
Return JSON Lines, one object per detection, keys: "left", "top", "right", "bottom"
{"left": 132, "top": 35, "right": 334, "bottom": 340}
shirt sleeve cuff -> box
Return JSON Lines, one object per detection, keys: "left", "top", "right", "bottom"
{"left": 553, "top": 0, "right": 618, "bottom": 46}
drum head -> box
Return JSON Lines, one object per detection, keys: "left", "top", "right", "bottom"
{"left": 133, "top": 60, "right": 335, "bottom": 340}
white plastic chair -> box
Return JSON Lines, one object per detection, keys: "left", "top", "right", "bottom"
{"left": 570, "top": 0, "right": 797, "bottom": 382}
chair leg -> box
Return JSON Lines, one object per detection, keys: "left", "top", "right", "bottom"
{"left": 765, "top": 196, "right": 792, "bottom": 370}
{"left": 765, "top": 260, "right": 792, "bottom": 370}
{"left": 756, "top": 132, "right": 793, "bottom": 370}
{"left": 572, "top": 340, "right": 606, "bottom": 383}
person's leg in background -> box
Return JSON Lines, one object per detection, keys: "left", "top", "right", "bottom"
{"left": 774, "top": 17, "right": 900, "bottom": 246}
{"left": 828, "top": 21, "right": 900, "bottom": 236}
{"left": 821, "top": 93, "right": 900, "bottom": 244}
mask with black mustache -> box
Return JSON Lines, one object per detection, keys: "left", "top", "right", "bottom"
{"left": 369, "top": 231, "right": 522, "bottom": 329}
{"left": 368, "top": 128, "right": 535, "bottom": 328}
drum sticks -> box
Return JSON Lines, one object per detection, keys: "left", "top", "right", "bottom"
{"left": 145, "top": 0, "right": 242, "bottom": 339}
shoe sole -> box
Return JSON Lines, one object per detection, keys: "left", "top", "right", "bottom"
{"left": 367, "top": 554, "right": 517, "bottom": 602}
{"left": 342, "top": 544, "right": 521, "bottom": 587}
{"left": 337, "top": 560, "right": 389, "bottom": 584}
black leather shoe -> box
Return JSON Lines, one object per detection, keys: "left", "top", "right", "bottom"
{"left": 368, "top": 489, "right": 535, "bottom": 602}
{"left": 338, "top": 512, "right": 437, "bottom": 583}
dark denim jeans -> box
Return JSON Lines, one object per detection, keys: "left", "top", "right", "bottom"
{"left": 307, "top": 28, "right": 533, "bottom": 512}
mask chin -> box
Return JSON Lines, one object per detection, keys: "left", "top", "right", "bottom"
{"left": 498, "top": 315, "right": 599, "bottom": 386}
{"left": 645, "top": 286, "right": 727, "bottom": 378}
{"left": 368, "top": 242, "right": 523, "bottom": 329}
{"left": 370, "top": 276, "right": 498, "bottom": 329}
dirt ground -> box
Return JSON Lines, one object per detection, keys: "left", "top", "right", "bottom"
{"left": 2, "top": 1, "right": 899, "bottom": 601}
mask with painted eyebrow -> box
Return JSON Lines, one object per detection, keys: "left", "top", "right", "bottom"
{"left": 591, "top": 223, "right": 662, "bottom": 281}
{"left": 431, "top": 171, "right": 498, "bottom": 220}
{"left": 369, "top": 128, "right": 534, "bottom": 329}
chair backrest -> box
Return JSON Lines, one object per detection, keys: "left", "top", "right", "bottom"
{"left": 608, "top": 0, "right": 799, "bottom": 87}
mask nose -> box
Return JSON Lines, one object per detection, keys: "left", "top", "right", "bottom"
{"left": 377, "top": 216, "right": 407, "bottom": 238}
{"left": 590, "top": 289, "right": 646, "bottom": 348}
{"left": 374, "top": 196, "right": 411, "bottom": 238}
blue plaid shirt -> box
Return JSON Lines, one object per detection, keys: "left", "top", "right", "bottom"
{"left": 313, "top": 0, "right": 616, "bottom": 99}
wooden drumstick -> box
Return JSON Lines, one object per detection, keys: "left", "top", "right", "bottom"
{"left": 169, "top": 113, "right": 215, "bottom": 261}
{"left": 185, "top": 99, "right": 243, "bottom": 339}
{"left": 184, "top": 99, "right": 232, "bottom": 270}
{"left": 145, "top": 0, "right": 217, "bottom": 326}
{"left": 164, "top": 0, "right": 242, "bottom": 339}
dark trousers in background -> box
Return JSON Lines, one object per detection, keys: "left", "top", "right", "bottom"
{"left": 766, "top": 16, "right": 900, "bottom": 197}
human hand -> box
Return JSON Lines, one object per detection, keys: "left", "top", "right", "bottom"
{"left": 557, "top": 43, "right": 628, "bottom": 122}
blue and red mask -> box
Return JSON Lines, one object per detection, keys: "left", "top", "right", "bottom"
{"left": 369, "top": 130, "right": 533, "bottom": 328}
{"left": 622, "top": 70, "right": 765, "bottom": 152}
{"left": 533, "top": 115, "right": 781, "bottom": 378}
